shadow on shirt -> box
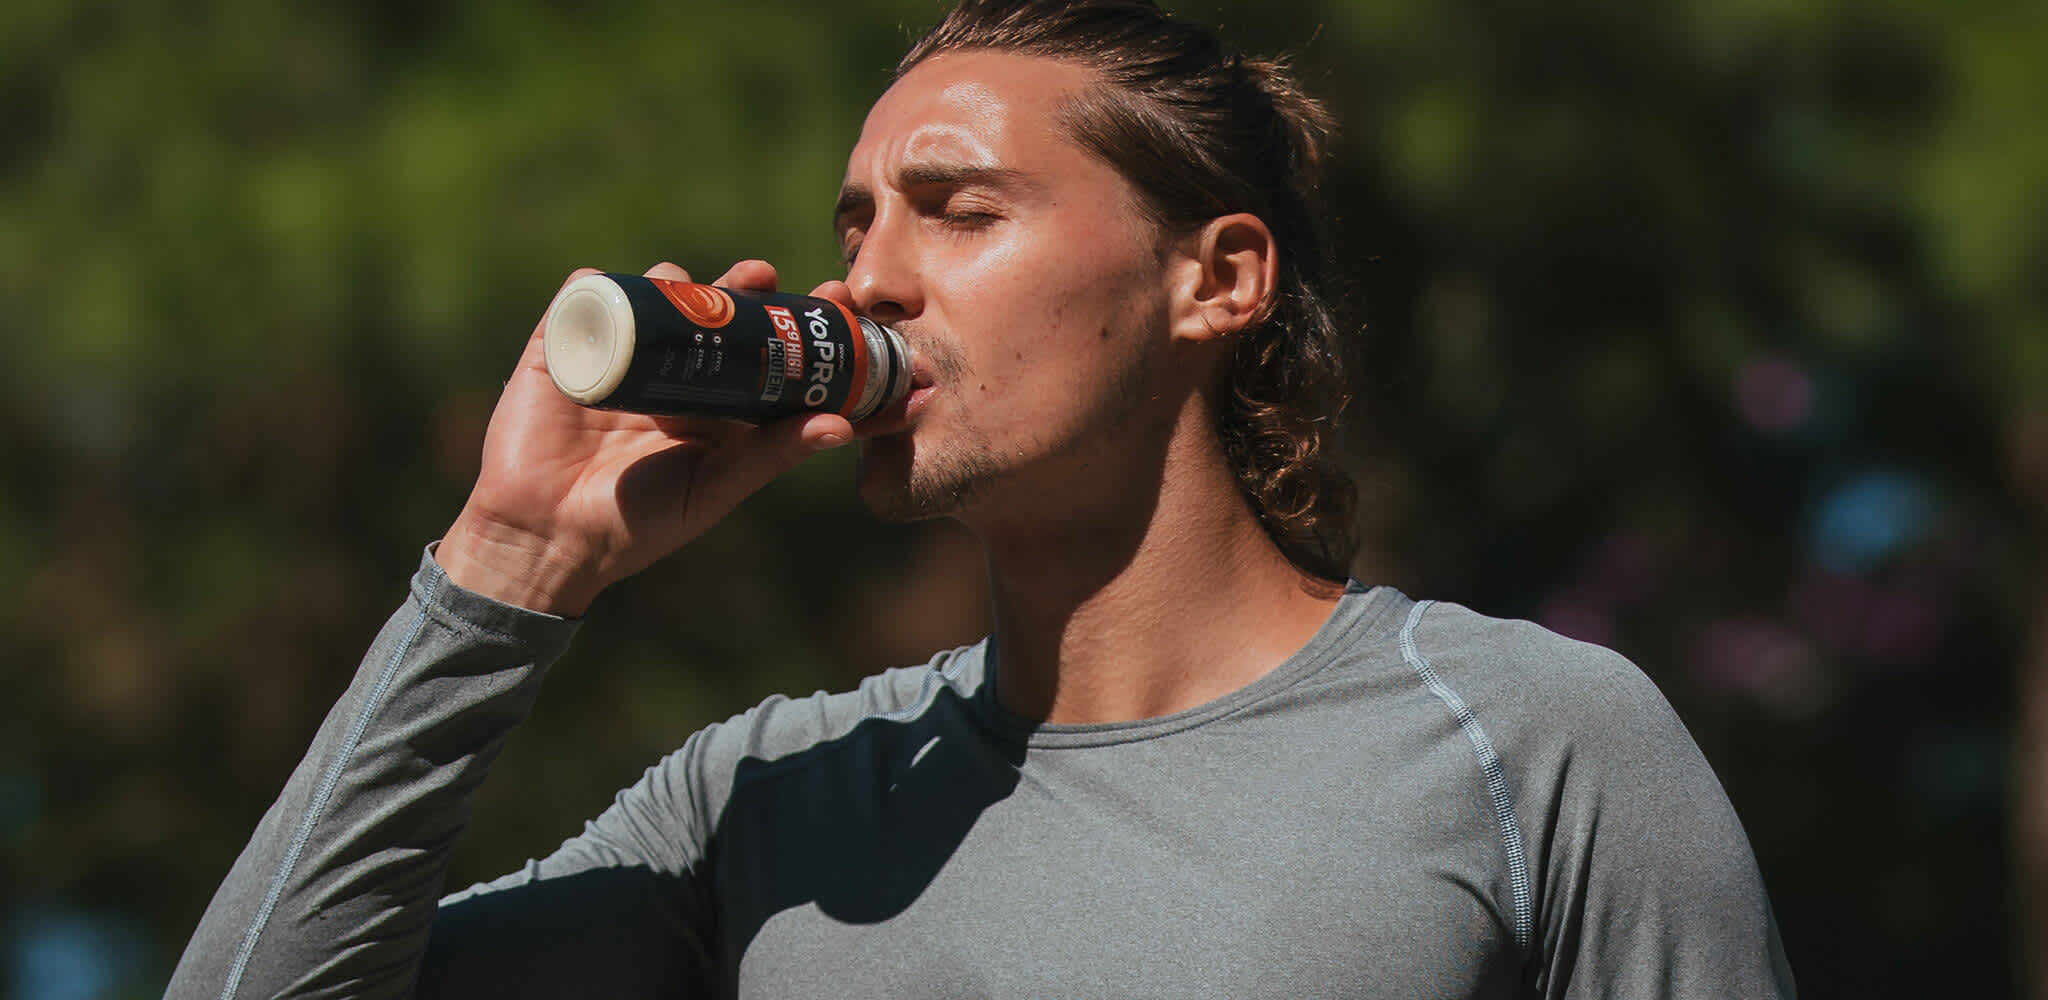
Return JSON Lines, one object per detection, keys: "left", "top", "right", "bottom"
{"left": 709, "top": 683, "right": 1027, "bottom": 949}
{"left": 422, "top": 682, "right": 1026, "bottom": 995}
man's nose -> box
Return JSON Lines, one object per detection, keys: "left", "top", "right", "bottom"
{"left": 845, "top": 215, "right": 922, "bottom": 325}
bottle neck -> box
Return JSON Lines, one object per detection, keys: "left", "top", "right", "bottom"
{"left": 849, "top": 318, "right": 914, "bottom": 421}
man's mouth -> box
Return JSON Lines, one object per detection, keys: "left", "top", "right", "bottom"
{"left": 854, "top": 359, "right": 936, "bottom": 438}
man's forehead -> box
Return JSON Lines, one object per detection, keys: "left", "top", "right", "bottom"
{"left": 842, "top": 51, "right": 1097, "bottom": 184}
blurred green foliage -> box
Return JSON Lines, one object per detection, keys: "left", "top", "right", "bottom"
{"left": 1, "top": 0, "right": 2041, "bottom": 996}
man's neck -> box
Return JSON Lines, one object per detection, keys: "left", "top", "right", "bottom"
{"left": 966, "top": 422, "right": 1346, "bottom": 726}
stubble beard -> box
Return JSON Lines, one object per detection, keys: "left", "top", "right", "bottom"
{"left": 855, "top": 333, "right": 1007, "bottom": 522}
{"left": 856, "top": 311, "right": 1163, "bottom": 524}
{"left": 857, "top": 429, "right": 1007, "bottom": 523}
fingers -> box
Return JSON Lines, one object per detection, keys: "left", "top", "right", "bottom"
{"left": 731, "top": 412, "right": 852, "bottom": 486}
{"left": 808, "top": 278, "right": 857, "bottom": 312}
{"left": 643, "top": 261, "right": 692, "bottom": 283}
{"left": 643, "top": 410, "right": 851, "bottom": 467}
{"left": 625, "top": 411, "right": 849, "bottom": 549}
{"left": 714, "top": 259, "right": 778, "bottom": 292}
{"left": 706, "top": 412, "right": 853, "bottom": 474}
{"left": 731, "top": 413, "right": 850, "bottom": 500}
{"left": 641, "top": 259, "right": 782, "bottom": 292}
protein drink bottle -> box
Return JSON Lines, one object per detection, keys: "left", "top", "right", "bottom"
{"left": 542, "top": 272, "right": 913, "bottom": 422}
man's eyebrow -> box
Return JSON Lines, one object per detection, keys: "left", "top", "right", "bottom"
{"left": 833, "top": 184, "right": 873, "bottom": 232}
{"left": 833, "top": 164, "right": 1030, "bottom": 229}
{"left": 898, "top": 162, "right": 1027, "bottom": 189}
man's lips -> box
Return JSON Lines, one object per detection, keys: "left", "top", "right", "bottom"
{"left": 853, "top": 363, "right": 936, "bottom": 438}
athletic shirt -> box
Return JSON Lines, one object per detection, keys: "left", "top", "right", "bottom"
{"left": 170, "top": 552, "right": 1796, "bottom": 998}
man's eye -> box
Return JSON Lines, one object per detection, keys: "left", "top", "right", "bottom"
{"left": 938, "top": 211, "right": 997, "bottom": 229}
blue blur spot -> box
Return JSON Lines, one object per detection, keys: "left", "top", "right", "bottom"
{"left": 8, "top": 906, "right": 147, "bottom": 1000}
{"left": 1808, "top": 469, "right": 1936, "bottom": 574}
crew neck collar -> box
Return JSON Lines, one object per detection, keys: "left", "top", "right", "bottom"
{"left": 963, "top": 582, "right": 1405, "bottom": 749}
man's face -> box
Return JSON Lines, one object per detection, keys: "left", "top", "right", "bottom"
{"left": 835, "top": 50, "right": 1186, "bottom": 524}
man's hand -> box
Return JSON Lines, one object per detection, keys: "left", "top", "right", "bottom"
{"left": 436, "top": 260, "right": 855, "bottom": 616}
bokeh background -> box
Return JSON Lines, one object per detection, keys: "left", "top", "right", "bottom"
{"left": 3, "top": 0, "right": 2044, "bottom": 996}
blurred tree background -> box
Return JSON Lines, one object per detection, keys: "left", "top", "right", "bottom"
{"left": 1, "top": 0, "right": 2041, "bottom": 996}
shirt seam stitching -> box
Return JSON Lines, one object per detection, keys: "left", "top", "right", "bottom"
{"left": 218, "top": 572, "right": 440, "bottom": 998}
{"left": 1399, "top": 599, "right": 1535, "bottom": 953}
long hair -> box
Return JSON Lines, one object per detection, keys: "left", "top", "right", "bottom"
{"left": 899, "top": 0, "right": 1359, "bottom": 581}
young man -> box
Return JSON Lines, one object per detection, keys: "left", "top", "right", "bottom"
{"left": 171, "top": 1, "right": 1795, "bottom": 996}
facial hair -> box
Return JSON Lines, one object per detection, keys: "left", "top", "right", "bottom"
{"left": 857, "top": 312, "right": 1164, "bottom": 523}
{"left": 856, "top": 332, "right": 1007, "bottom": 522}
{"left": 864, "top": 433, "right": 1007, "bottom": 522}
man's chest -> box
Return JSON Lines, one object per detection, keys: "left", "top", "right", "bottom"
{"left": 730, "top": 840, "right": 1517, "bottom": 999}
{"left": 705, "top": 726, "right": 1523, "bottom": 998}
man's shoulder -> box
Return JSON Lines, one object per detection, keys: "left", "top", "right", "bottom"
{"left": 1374, "top": 595, "right": 1690, "bottom": 755}
{"left": 1392, "top": 598, "right": 1646, "bottom": 693}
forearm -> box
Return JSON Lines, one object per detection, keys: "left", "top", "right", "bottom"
{"left": 167, "top": 548, "right": 578, "bottom": 999}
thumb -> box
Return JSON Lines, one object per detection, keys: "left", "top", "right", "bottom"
{"left": 705, "top": 411, "right": 855, "bottom": 499}
{"left": 794, "top": 412, "right": 856, "bottom": 453}
{"left": 614, "top": 410, "right": 856, "bottom": 550}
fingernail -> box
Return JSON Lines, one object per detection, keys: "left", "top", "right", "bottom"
{"left": 815, "top": 432, "right": 849, "bottom": 450}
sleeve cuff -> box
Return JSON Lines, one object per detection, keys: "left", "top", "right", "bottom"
{"left": 415, "top": 542, "right": 584, "bottom": 650}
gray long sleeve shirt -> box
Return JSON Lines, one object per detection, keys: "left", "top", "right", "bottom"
{"left": 169, "top": 551, "right": 1795, "bottom": 998}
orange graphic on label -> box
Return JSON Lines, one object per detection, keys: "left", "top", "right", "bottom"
{"left": 655, "top": 280, "right": 736, "bottom": 329}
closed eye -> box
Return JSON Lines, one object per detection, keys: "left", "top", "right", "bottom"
{"left": 936, "top": 210, "right": 999, "bottom": 229}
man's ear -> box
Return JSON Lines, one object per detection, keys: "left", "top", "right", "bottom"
{"left": 1170, "top": 212, "right": 1277, "bottom": 344}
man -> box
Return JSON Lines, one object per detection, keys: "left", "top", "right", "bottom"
{"left": 170, "top": 0, "right": 1796, "bottom": 996}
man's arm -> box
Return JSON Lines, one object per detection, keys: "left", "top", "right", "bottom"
{"left": 169, "top": 260, "right": 858, "bottom": 995}
{"left": 166, "top": 551, "right": 576, "bottom": 998}
{"left": 1512, "top": 633, "right": 1798, "bottom": 998}
{"left": 431, "top": 260, "right": 856, "bottom": 618}
{"left": 1402, "top": 605, "right": 1796, "bottom": 998}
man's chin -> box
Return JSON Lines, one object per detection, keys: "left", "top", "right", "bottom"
{"left": 856, "top": 464, "right": 957, "bottom": 524}
{"left": 854, "top": 438, "right": 999, "bottom": 524}
{"left": 855, "top": 439, "right": 936, "bottom": 523}
{"left": 857, "top": 478, "right": 955, "bottom": 524}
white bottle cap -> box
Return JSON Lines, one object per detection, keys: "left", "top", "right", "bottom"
{"left": 543, "top": 274, "right": 637, "bottom": 404}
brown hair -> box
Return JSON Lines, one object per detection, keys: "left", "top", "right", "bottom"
{"left": 899, "top": 0, "right": 1360, "bottom": 581}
